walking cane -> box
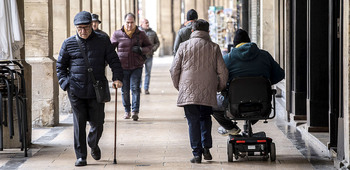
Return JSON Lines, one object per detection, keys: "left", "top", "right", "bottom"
{"left": 113, "top": 87, "right": 117, "bottom": 164}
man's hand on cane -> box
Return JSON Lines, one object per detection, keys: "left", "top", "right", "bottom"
{"left": 113, "top": 80, "right": 123, "bottom": 88}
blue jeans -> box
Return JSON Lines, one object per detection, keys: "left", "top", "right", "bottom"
{"left": 122, "top": 68, "right": 142, "bottom": 113}
{"left": 140, "top": 57, "right": 153, "bottom": 90}
{"left": 184, "top": 105, "right": 213, "bottom": 157}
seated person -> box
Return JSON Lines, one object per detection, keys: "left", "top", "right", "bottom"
{"left": 213, "top": 29, "right": 285, "bottom": 136}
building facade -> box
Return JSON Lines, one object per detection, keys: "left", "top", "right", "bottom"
{"left": 5, "top": 0, "right": 350, "bottom": 168}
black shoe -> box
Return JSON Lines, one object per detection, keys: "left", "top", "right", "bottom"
{"left": 145, "top": 90, "right": 150, "bottom": 94}
{"left": 75, "top": 158, "right": 87, "bottom": 166}
{"left": 91, "top": 146, "right": 101, "bottom": 160}
{"left": 190, "top": 156, "right": 201, "bottom": 163}
{"left": 132, "top": 112, "right": 139, "bottom": 121}
{"left": 203, "top": 148, "right": 212, "bottom": 160}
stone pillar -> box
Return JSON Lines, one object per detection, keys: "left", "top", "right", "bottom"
{"left": 118, "top": 0, "right": 136, "bottom": 26}
{"left": 2, "top": 0, "right": 32, "bottom": 149}
{"left": 82, "top": 0, "right": 92, "bottom": 12}
{"left": 196, "top": 0, "right": 210, "bottom": 21}
{"left": 333, "top": 0, "right": 350, "bottom": 167}
{"left": 260, "top": 0, "right": 274, "bottom": 54}
{"left": 158, "top": 0, "right": 174, "bottom": 56}
{"left": 241, "top": 0, "right": 249, "bottom": 32}
{"left": 306, "top": 0, "right": 329, "bottom": 131}
{"left": 250, "top": 0, "right": 259, "bottom": 46}
{"left": 102, "top": 0, "right": 110, "bottom": 35}
{"left": 110, "top": 0, "right": 117, "bottom": 34}
{"left": 290, "top": 0, "right": 307, "bottom": 120}
{"left": 142, "top": 0, "right": 158, "bottom": 31}
{"left": 173, "top": 0, "right": 181, "bottom": 31}
{"left": 69, "top": 0, "right": 81, "bottom": 36}
{"left": 53, "top": 0, "right": 71, "bottom": 115}
{"left": 184, "top": 0, "right": 195, "bottom": 14}
{"left": 344, "top": 0, "right": 350, "bottom": 165}
{"left": 126, "top": 0, "right": 131, "bottom": 14}
{"left": 116, "top": 0, "right": 123, "bottom": 29}
{"left": 24, "top": 0, "right": 59, "bottom": 127}
{"left": 125, "top": 0, "right": 136, "bottom": 20}
{"left": 183, "top": 0, "right": 210, "bottom": 21}
{"left": 92, "top": 0, "right": 101, "bottom": 16}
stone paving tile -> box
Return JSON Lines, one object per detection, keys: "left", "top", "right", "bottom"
{"left": 1, "top": 56, "right": 326, "bottom": 169}
{"left": 0, "top": 156, "right": 11, "bottom": 167}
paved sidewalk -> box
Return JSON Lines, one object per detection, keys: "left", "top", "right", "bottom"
{"left": 0, "top": 56, "right": 330, "bottom": 169}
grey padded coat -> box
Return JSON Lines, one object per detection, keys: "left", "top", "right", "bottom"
{"left": 170, "top": 30, "right": 228, "bottom": 107}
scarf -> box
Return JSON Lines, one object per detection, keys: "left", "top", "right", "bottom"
{"left": 125, "top": 27, "right": 136, "bottom": 38}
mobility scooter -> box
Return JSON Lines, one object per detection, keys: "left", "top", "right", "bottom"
{"left": 224, "top": 76, "right": 277, "bottom": 162}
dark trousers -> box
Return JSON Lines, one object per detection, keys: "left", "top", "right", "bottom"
{"left": 212, "top": 111, "right": 236, "bottom": 130}
{"left": 184, "top": 105, "right": 213, "bottom": 157}
{"left": 68, "top": 91, "right": 105, "bottom": 159}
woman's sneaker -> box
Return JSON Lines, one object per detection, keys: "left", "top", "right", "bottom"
{"left": 190, "top": 156, "right": 201, "bottom": 163}
{"left": 217, "top": 126, "right": 241, "bottom": 136}
{"left": 123, "top": 112, "right": 131, "bottom": 119}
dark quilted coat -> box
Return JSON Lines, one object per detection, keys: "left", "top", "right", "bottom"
{"left": 110, "top": 26, "right": 152, "bottom": 70}
{"left": 56, "top": 31, "right": 124, "bottom": 98}
{"left": 170, "top": 31, "right": 228, "bottom": 107}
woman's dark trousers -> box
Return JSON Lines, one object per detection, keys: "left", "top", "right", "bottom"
{"left": 184, "top": 105, "right": 213, "bottom": 157}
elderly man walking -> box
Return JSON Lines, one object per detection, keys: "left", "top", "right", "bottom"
{"left": 170, "top": 19, "right": 228, "bottom": 163}
{"left": 56, "top": 11, "right": 123, "bottom": 166}
{"left": 139, "top": 18, "right": 160, "bottom": 94}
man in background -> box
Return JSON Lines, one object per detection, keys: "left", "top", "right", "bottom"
{"left": 91, "top": 13, "right": 109, "bottom": 37}
{"left": 110, "top": 13, "right": 152, "bottom": 121}
{"left": 173, "top": 9, "right": 198, "bottom": 55}
{"left": 139, "top": 18, "right": 160, "bottom": 94}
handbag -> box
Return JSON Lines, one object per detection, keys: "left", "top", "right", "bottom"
{"left": 93, "top": 79, "right": 111, "bottom": 103}
{"left": 76, "top": 35, "right": 111, "bottom": 103}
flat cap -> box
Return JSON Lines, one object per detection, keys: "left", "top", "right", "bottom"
{"left": 74, "top": 11, "right": 92, "bottom": 25}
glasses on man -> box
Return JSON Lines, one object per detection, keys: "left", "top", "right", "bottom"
{"left": 76, "top": 25, "right": 91, "bottom": 31}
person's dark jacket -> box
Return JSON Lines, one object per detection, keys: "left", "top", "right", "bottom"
{"left": 139, "top": 27, "right": 160, "bottom": 57}
{"left": 173, "top": 21, "right": 194, "bottom": 55}
{"left": 95, "top": 29, "right": 109, "bottom": 38}
{"left": 56, "top": 31, "right": 123, "bottom": 98}
{"left": 223, "top": 42, "right": 285, "bottom": 84}
{"left": 110, "top": 26, "right": 152, "bottom": 70}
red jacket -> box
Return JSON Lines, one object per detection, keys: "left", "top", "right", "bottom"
{"left": 111, "top": 26, "right": 152, "bottom": 70}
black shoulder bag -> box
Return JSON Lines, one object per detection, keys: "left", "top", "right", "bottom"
{"left": 76, "top": 35, "right": 111, "bottom": 103}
